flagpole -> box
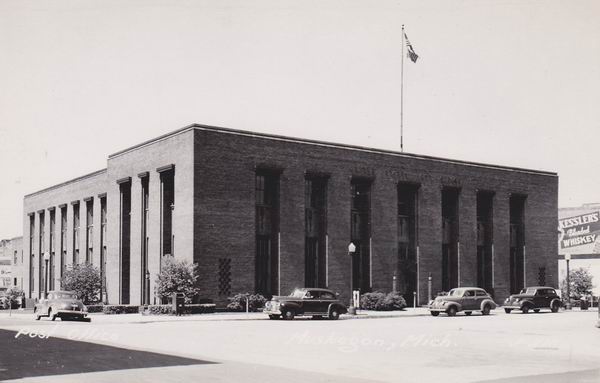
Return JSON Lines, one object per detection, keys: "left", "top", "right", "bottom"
{"left": 400, "top": 24, "right": 404, "bottom": 153}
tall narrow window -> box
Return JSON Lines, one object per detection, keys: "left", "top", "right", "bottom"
{"left": 49, "top": 209, "right": 56, "bottom": 291}
{"left": 60, "top": 206, "right": 67, "bottom": 280}
{"left": 397, "top": 183, "right": 419, "bottom": 306}
{"left": 509, "top": 194, "right": 526, "bottom": 294}
{"left": 86, "top": 198, "right": 94, "bottom": 264}
{"left": 118, "top": 179, "right": 131, "bottom": 304}
{"left": 441, "top": 187, "right": 460, "bottom": 291}
{"left": 72, "top": 202, "right": 80, "bottom": 264}
{"left": 305, "top": 176, "right": 327, "bottom": 288}
{"left": 38, "top": 211, "right": 45, "bottom": 296}
{"left": 99, "top": 196, "right": 107, "bottom": 300}
{"left": 159, "top": 167, "right": 175, "bottom": 259}
{"left": 476, "top": 191, "right": 494, "bottom": 292}
{"left": 351, "top": 178, "right": 371, "bottom": 292}
{"left": 29, "top": 215, "right": 35, "bottom": 296}
{"left": 255, "top": 170, "right": 280, "bottom": 296}
{"left": 140, "top": 174, "right": 150, "bottom": 305}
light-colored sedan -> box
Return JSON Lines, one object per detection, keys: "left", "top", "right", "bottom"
{"left": 429, "top": 287, "right": 497, "bottom": 317}
{"left": 34, "top": 291, "right": 89, "bottom": 321}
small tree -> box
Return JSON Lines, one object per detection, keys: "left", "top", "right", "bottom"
{"left": 61, "top": 263, "right": 102, "bottom": 304}
{"left": 6, "top": 287, "right": 24, "bottom": 308}
{"left": 561, "top": 267, "right": 594, "bottom": 299}
{"left": 155, "top": 258, "right": 200, "bottom": 303}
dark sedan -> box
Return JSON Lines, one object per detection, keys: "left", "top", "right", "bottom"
{"left": 503, "top": 286, "right": 561, "bottom": 314}
{"left": 263, "top": 288, "right": 347, "bottom": 320}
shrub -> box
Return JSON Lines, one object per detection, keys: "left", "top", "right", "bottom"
{"left": 360, "top": 292, "right": 386, "bottom": 310}
{"left": 227, "top": 293, "right": 267, "bottom": 312}
{"left": 86, "top": 304, "right": 104, "bottom": 313}
{"left": 102, "top": 305, "right": 140, "bottom": 315}
{"left": 61, "top": 263, "right": 102, "bottom": 304}
{"left": 141, "top": 303, "right": 217, "bottom": 315}
{"left": 377, "top": 292, "right": 407, "bottom": 311}
{"left": 155, "top": 258, "right": 200, "bottom": 303}
{"left": 360, "top": 291, "right": 407, "bottom": 311}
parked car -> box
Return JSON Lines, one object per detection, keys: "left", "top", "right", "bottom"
{"left": 503, "top": 286, "right": 561, "bottom": 314}
{"left": 263, "top": 288, "right": 347, "bottom": 320}
{"left": 429, "top": 287, "right": 496, "bottom": 317}
{"left": 0, "top": 293, "right": 8, "bottom": 309}
{"left": 34, "top": 291, "right": 89, "bottom": 321}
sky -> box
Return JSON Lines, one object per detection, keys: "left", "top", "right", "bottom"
{"left": 1, "top": 0, "right": 599, "bottom": 239}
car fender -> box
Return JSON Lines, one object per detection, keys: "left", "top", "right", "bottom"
{"left": 328, "top": 303, "right": 347, "bottom": 315}
{"left": 519, "top": 299, "right": 534, "bottom": 309}
{"left": 480, "top": 299, "right": 496, "bottom": 311}
{"left": 550, "top": 298, "right": 562, "bottom": 308}
{"left": 280, "top": 302, "right": 301, "bottom": 313}
{"left": 446, "top": 302, "right": 462, "bottom": 312}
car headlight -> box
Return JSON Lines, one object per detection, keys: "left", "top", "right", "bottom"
{"left": 514, "top": 298, "right": 520, "bottom": 303}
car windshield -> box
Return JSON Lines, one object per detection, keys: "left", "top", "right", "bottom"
{"left": 53, "top": 293, "right": 77, "bottom": 299}
{"left": 448, "top": 289, "right": 464, "bottom": 297}
{"left": 289, "top": 289, "right": 306, "bottom": 298}
{"left": 524, "top": 288, "right": 537, "bottom": 295}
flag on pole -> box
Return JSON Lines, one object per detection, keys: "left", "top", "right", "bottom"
{"left": 404, "top": 32, "right": 419, "bottom": 63}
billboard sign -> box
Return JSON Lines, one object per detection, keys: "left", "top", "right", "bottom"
{"left": 558, "top": 211, "right": 600, "bottom": 253}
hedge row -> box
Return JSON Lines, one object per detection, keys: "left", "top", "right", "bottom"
{"left": 141, "top": 303, "right": 216, "bottom": 315}
{"left": 360, "top": 292, "right": 407, "bottom": 311}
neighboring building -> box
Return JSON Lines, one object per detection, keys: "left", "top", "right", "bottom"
{"left": 0, "top": 237, "right": 23, "bottom": 291}
{"left": 23, "top": 124, "right": 558, "bottom": 305}
{"left": 558, "top": 203, "right": 600, "bottom": 295}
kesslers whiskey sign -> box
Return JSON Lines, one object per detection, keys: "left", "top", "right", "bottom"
{"left": 558, "top": 211, "right": 600, "bottom": 252}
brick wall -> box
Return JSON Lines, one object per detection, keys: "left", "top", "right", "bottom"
{"left": 194, "top": 127, "right": 558, "bottom": 304}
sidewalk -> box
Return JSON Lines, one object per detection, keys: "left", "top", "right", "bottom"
{"left": 0, "top": 307, "right": 431, "bottom": 324}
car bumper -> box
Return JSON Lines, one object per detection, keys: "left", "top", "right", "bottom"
{"left": 56, "top": 310, "right": 88, "bottom": 317}
{"left": 503, "top": 305, "right": 522, "bottom": 310}
{"left": 429, "top": 307, "right": 449, "bottom": 312}
{"left": 263, "top": 309, "right": 282, "bottom": 315}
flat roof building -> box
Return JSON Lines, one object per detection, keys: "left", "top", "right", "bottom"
{"left": 23, "top": 124, "right": 558, "bottom": 305}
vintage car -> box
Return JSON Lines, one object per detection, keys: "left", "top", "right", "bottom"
{"left": 34, "top": 290, "right": 89, "bottom": 321}
{"left": 429, "top": 287, "right": 496, "bottom": 316}
{"left": 263, "top": 288, "right": 347, "bottom": 320}
{"left": 503, "top": 286, "right": 561, "bottom": 314}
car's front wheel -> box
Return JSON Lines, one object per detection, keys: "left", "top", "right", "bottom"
{"left": 551, "top": 302, "right": 560, "bottom": 313}
{"left": 282, "top": 309, "right": 295, "bottom": 320}
{"left": 522, "top": 305, "right": 530, "bottom": 314}
{"left": 446, "top": 306, "right": 457, "bottom": 317}
{"left": 329, "top": 308, "right": 340, "bottom": 320}
{"left": 504, "top": 308, "right": 512, "bottom": 314}
{"left": 268, "top": 315, "right": 280, "bottom": 320}
{"left": 430, "top": 311, "right": 440, "bottom": 317}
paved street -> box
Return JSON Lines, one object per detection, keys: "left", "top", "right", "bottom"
{"left": 0, "top": 309, "right": 599, "bottom": 383}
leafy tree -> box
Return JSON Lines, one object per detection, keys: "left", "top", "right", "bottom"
{"left": 155, "top": 258, "right": 200, "bottom": 303}
{"left": 560, "top": 267, "right": 594, "bottom": 299}
{"left": 6, "top": 287, "right": 24, "bottom": 308}
{"left": 61, "top": 263, "right": 102, "bottom": 304}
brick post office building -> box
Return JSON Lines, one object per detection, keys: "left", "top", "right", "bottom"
{"left": 23, "top": 124, "right": 558, "bottom": 306}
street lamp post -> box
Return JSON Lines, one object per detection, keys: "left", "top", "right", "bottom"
{"left": 43, "top": 252, "right": 50, "bottom": 299}
{"left": 348, "top": 242, "right": 356, "bottom": 315}
{"left": 565, "top": 253, "right": 571, "bottom": 310}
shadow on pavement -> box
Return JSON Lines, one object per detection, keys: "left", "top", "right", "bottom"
{"left": 478, "top": 368, "right": 600, "bottom": 383}
{"left": 0, "top": 329, "right": 215, "bottom": 381}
